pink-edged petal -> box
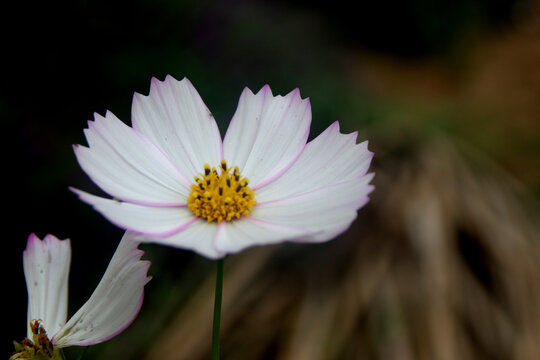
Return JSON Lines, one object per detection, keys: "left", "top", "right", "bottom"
{"left": 214, "top": 217, "right": 314, "bottom": 254}
{"left": 130, "top": 219, "right": 224, "bottom": 259}
{"left": 223, "top": 85, "right": 311, "bottom": 188}
{"left": 252, "top": 174, "right": 374, "bottom": 243}
{"left": 71, "top": 189, "right": 195, "bottom": 236}
{"left": 52, "top": 233, "right": 151, "bottom": 347}
{"left": 256, "top": 121, "right": 374, "bottom": 203}
{"left": 75, "top": 111, "right": 190, "bottom": 206}
{"left": 132, "top": 76, "right": 222, "bottom": 179}
{"left": 23, "top": 234, "right": 71, "bottom": 339}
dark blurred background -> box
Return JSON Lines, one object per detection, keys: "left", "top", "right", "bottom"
{"left": 3, "top": 0, "right": 540, "bottom": 359}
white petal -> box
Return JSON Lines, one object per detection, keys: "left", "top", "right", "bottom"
{"left": 214, "top": 217, "right": 313, "bottom": 254}
{"left": 75, "top": 111, "right": 191, "bottom": 206}
{"left": 132, "top": 76, "right": 222, "bottom": 179}
{"left": 252, "top": 175, "right": 374, "bottom": 243}
{"left": 131, "top": 220, "right": 224, "bottom": 259}
{"left": 256, "top": 121, "right": 374, "bottom": 202}
{"left": 53, "top": 233, "right": 151, "bottom": 347}
{"left": 23, "top": 234, "right": 71, "bottom": 338}
{"left": 223, "top": 86, "right": 311, "bottom": 188}
{"left": 71, "top": 189, "right": 195, "bottom": 236}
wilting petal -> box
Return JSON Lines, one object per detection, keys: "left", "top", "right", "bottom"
{"left": 214, "top": 217, "right": 313, "bottom": 254}
{"left": 23, "top": 234, "right": 71, "bottom": 338}
{"left": 132, "top": 76, "right": 222, "bottom": 179}
{"left": 133, "top": 220, "right": 224, "bottom": 259}
{"left": 256, "top": 121, "right": 374, "bottom": 203}
{"left": 75, "top": 111, "right": 191, "bottom": 206}
{"left": 223, "top": 86, "right": 311, "bottom": 188}
{"left": 252, "top": 175, "right": 374, "bottom": 243}
{"left": 52, "top": 233, "right": 151, "bottom": 347}
{"left": 71, "top": 189, "right": 195, "bottom": 236}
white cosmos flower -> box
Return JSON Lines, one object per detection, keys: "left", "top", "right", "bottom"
{"left": 16, "top": 232, "right": 151, "bottom": 355}
{"left": 72, "top": 76, "right": 374, "bottom": 259}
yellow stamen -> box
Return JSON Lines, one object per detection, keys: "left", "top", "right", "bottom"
{"left": 10, "top": 320, "right": 58, "bottom": 360}
{"left": 187, "top": 161, "right": 256, "bottom": 222}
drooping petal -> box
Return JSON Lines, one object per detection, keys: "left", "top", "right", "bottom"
{"left": 252, "top": 174, "right": 374, "bottom": 243}
{"left": 132, "top": 76, "right": 222, "bottom": 179}
{"left": 256, "top": 121, "right": 374, "bottom": 203}
{"left": 214, "top": 217, "right": 314, "bottom": 254}
{"left": 223, "top": 86, "right": 311, "bottom": 189}
{"left": 74, "top": 111, "right": 191, "bottom": 206}
{"left": 71, "top": 189, "right": 195, "bottom": 237}
{"left": 132, "top": 220, "right": 224, "bottom": 259}
{"left": 52, "top": 233, "right": 151, "bottom": 347}
{"left": 23, "top": 234, "right": 71, "bottom": 339}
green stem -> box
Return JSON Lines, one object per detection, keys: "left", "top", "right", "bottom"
{"left": 212, "top": 258, "right": 224, "bottom": 360}
{"left": 59, "top": 348, "right": 67, "bottom": 360}
{"left": 75, "top": 347, "right": 89, "bottom": 360}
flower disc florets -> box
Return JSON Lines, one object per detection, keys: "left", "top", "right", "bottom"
{"left": 11, "top": 320, "right": 60, "bottom": 360}
{"left": 188, "top": 160, "right": 256, "bottom": 222}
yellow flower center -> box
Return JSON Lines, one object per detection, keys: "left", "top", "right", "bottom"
{"left": 187, "top": 160, "right": 256, "bottom": 222}
{"left": 10, "top": 320, "right": 60, "bottom": 360}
